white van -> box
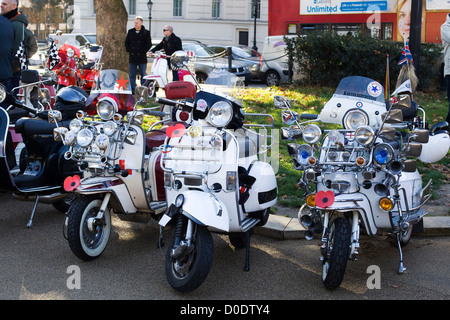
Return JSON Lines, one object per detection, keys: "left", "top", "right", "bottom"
{"left": 48, "top": 33, "right": 97, "bottom": 47}
{"left": 259, "top": 35, "right": 297, "bottom": 86}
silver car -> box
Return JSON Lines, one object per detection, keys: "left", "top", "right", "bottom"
{"left": 182, "top": 40, "right": 252, "bottom": 85}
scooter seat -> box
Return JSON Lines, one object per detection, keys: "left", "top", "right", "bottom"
{"left": 8, "top": 108, "right": 30, "bottom": 123}
{"left": 15, "top": 117, "right": 72, "bottom": 135}
{"left": 165, "top": 81, "right": 197, "bottom": 99}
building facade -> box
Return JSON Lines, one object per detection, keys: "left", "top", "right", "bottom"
{"left": 72, "top": 0, "right": 268, "bottom": 50}
{"left": 268, "top": 0, "right": 449, "bottom": 44}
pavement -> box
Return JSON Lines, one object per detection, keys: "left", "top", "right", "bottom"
{"left": 255, "top": 208, "right": 450, "bottom": 240}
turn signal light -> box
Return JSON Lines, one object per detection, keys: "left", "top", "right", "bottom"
{"left": 306, "top": 194, "right": 316, "bottom": 207}
{"left": 356, "top": 156, "right": 366, "bottom": 166}
{"left": 379, "top": 197, "right": 393, "bottom": 211}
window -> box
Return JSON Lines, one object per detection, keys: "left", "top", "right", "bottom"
{"left": 129, "top": 0, "right": 136, "bottom": 15}
{"left": 212, "top": 0, "right": 221, "bottom": 18}
{"left": 250, "top": 0, "right": 260, "bottom": 19}
{"left": 287, "top": 23, "right": 297, "bottom": 34}
{"left": 173, "top": 0, "right": 183, "bottom": 17}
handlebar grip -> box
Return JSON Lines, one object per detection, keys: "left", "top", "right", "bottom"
{"left": 5, "top": 94, "right": 38, "bottom": 115}
{"left": 146, "top": 110, "right": 167, "bottom": 118}
{"left": 300, "top": 114, "right": 318, "bottom": 120}
{"left": 155, "top": 97, "right": 182, "bottom": 107}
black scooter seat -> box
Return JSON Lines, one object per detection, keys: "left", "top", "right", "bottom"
{"left": 15, "top": 117, "right": 72, "bottom": 135}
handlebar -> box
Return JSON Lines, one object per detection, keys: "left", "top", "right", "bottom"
{"left": 5, "top": 93, "right": 38, "bottom": 116}
{"left": 300, "top": 114, "right": 318, "bottom": 120}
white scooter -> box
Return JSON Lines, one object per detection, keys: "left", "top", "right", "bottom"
{"left": 143, "top": 51, "right": 197, "bottom": 98}
{"left": 277, "top": 75, "right": 449, "bottom": 289}
{"left": 157, "top": 69, "right": 278, "bottom": 293}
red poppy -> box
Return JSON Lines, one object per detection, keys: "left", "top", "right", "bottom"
{"left": 166, "top": 123, "right": 186, "bottom": 138}
{"left": 315, "top": 190, "right": 335, "bottom": 208}
{"left": 64, "top": 175, "right": 81, "bottom": 192}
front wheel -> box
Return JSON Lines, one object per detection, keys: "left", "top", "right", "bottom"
{"left": 322, "top": 217, "right": 351, "bottom": 290}
{"left": 143, "top": 79, "right": 157, "bottom": 98}
{"left": 66, "top": 195, "right": 111, "bottom": 261}
{"left": 265, "top": 70, "right": 280, "bottom": 86}
{"left": 165, "top": 223, "right": 214, "bottom": 293}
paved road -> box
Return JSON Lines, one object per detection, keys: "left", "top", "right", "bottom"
{"left": 1, "top": 191, "right": 450, "bottom": 309}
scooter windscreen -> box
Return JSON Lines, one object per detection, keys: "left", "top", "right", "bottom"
{"left": 92, "top": 69, "right": 133, "bottom": 94}
{"left": 193, "top": 69, "right": 245, "bottom": 129}
{"left": 318, "top": 76, "right": 388, "bottom": 129}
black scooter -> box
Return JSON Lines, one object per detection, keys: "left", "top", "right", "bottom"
{"left": 0, "top": 83, "right": 84, "bottom": 227}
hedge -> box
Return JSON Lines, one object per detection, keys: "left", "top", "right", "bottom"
{"left": 284, "top": 32, "right": 442, "bottom": 92}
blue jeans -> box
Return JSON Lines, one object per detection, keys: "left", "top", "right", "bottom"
{"left": 129, "top": 63, "right": 147, "bottom": 93}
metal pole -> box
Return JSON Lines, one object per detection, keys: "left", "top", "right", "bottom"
{"left": 409, "top": 0, "right": 422, "bottom": 76}
{"left": 252, "top": 0, "right": 258, "bottom": 51}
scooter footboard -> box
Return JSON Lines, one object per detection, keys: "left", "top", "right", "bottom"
{"left": 160, "top": 190, "right": 230, "bottom": 232}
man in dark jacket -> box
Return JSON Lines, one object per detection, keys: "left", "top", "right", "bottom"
{"left": 0, "top": 15, "right": 14, "bottom": 109}
{"left": 150, "top": 25, "right": 182, "bottom": 81}
{"left": 125, "top": 16, "right": 152, "bottom": 93}
{"left": 1, "top": 0, "right": 38, "bottom": 96}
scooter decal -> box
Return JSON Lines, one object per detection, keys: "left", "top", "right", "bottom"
{"left": 116, "top": 75, "right": 129, "bottom": 91}
{"left": 64, "top": 175, "right": 81, "bottom": 192}
{"left": 166, "top": 123, "right": 186, "bottom": 138}
{"left": 315, "top": 190, "right": 335, "bottom": 208}
{"left": 356, "top": 101, "right": 363, "bottom": 108}
{"left": 367, "top": 81, "right": 382, "bottom": 97}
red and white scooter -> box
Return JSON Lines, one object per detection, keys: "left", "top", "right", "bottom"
{"left": 143, "top": 51, "right": 197, "bottom": 98}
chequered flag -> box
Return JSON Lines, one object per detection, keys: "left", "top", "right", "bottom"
{"left": 15, "top": 41, "right": 28, "bottom": 70}
{"left": 47, "top": 39, "right": 60, "bottom": 70}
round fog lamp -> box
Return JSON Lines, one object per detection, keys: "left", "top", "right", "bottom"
{"left": 379, "top": 197, "right": 393, "bottom": 211}
{"left": 306, "top": 194, "right": 316, "bottom": 207}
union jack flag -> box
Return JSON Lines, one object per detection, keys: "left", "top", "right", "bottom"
{"left": 398, "top": 40, "right": 413, "bottom": 66}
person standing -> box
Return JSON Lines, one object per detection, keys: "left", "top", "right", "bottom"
{"left": 442, "top": 13, "right": 450, "bottom": 124}
{"left": 0, "top": 15, "right": 14, "bottom": 88}
{"left": 1, "top": 0, "right": 37, "bottom": 96}
{"left": 125, "top": 16, "right": 152, "bottom": 93}
{"left": 150, "top": 25, "right": 182, "bottom": 81}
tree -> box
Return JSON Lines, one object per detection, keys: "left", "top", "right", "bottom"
{"left": 94, "top": 0, "right": 128, "bottom": 72}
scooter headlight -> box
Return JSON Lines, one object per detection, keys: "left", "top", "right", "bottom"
{"left": 355, "top": 126, "right": 374, "bottom": 145}
{"left": 208, "top": 101, "right": 233, "bottom": 127}
{"left": 69, "top": 119, "right": 84, "bottom": 134}
{"left": 64, "top": 130, "right": 76, "bottom": 145}
{"left": 77, "top": 128, "right": 94, "bottom": 147}
{"left": 103, "top": 121, "right": 117, "bottom": 136}
{"left": 343, "top": 109, "right": 368, "bottom": 130}
{"left": 373, "top": 143, "right": 394, "bottom": 165}
{"left": 296, "top": 144, "right": 314, "bottom": 165}
{"left": 302, "top": 124, "right": 321, "bottom": 144}
{"left": 95, "top": 133, "right": 110, "bottom": 149}
{"left": 97, "top": 97, "right": 118, "bottom": 120}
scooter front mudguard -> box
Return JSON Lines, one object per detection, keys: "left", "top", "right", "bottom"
{"left": 159, "top": 190, "right": 230, "bottom": 233}
{"left": 75, "top": 177, "right": 138, "bottom": 214}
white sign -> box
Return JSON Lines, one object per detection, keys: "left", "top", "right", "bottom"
{"left": 300, "top": 0, "right": 398, "bottom": 15}
{"left": 425, "top": 0, "right": 450, "bottom": 10}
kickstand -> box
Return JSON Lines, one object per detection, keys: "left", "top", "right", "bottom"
{"left": 27, "top": 195, "right": 39, "bottom": 228}
{"left": 396, "top": 232, "right": 406, "bottom": 274}
{"left": 243, "top": 229, "right": 253, "bottom": 272}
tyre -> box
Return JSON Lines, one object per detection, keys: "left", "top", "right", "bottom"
{"left": 165, "top": 224, "right": 214, "bottom": 293}
{"left": 322, "top": 217, "right": 351, "bottom": 290}
{"left": 52, "top": 194, "right": 77, "bottom": 213}
{"left": 265, "top": 70, "right": 280, "bottom": 87}
{"left": 66, "top": 195, "right": 111, "bottom": 261}
{"left": 143, "top": 80, "right": 157, "bottom": 98}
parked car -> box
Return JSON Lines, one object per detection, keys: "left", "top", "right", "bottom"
{"left": 182, "top": 40, "right": 252, "bottom": 85}
{"left": 208, "top": 45, "right": 261, "bottom": 81}
{"left": 48, "top": 33, "right": 97, "bottom": 48}
{"left": 259, "top": 35, "right": 296, "bottom": 86}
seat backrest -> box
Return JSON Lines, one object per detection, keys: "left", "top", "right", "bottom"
{"left": 165, "top": 81, "right": 196, "bottom": 100}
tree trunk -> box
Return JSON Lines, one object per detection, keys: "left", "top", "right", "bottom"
{"left": 94, "top": 0, "right": 128, "bottom": 72}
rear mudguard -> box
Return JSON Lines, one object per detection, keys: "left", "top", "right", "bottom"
{"left": 159, "top": 190, "right": 230, "bottom": 233}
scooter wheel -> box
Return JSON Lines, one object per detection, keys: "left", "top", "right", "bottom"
{"left": 165, "top": 225, "right": 213, "bottom": 293}
{"left": 143, "top": 80, "right": 157, "bottom": 98}
{"left": 66, "top": 195, "right": 111, "bottom": 261}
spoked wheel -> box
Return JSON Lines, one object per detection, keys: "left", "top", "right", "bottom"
{"left": 322, "top": 217, "right": 351, "bottom": 290}
{"left": 143, "top": 80, "right": 157, "bottom": 98}
{"left": 66, "top": 195, "right": 111, "bottom": 261}
{"left": 165, "top": 219, "right": 214, "bottom": 293}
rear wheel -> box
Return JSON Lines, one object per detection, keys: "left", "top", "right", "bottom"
{"left": 67, "top": 195, "right": 111, "bottom": 261}
{"left": 322, "top": 217, "right": 351, "bottom": 290}
{"left": 265, "top": 70, "right": 280, "bottom": 86}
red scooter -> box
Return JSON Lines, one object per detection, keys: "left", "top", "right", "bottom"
{"left": 78, "top": 44, "right": 103, "bottom": 94}
{"left": 49, "top": 42, "right": 81, "bottom": 90}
